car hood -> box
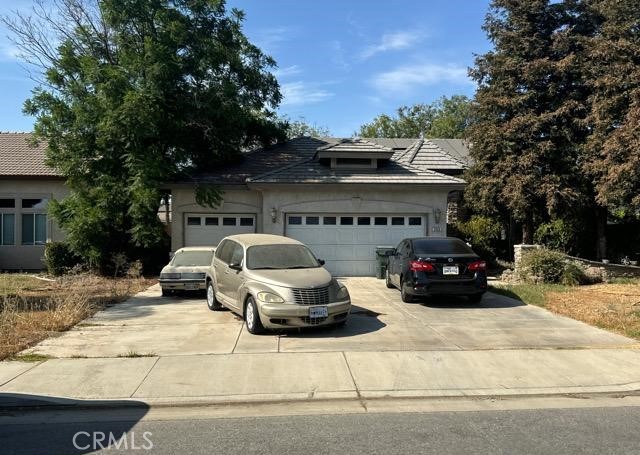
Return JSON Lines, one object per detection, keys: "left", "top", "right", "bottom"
{"left": 161, "top": 265, "right": 209, "bottom": 274}
{"left": 247, "top": 267, "right": 332, "bottom": 289}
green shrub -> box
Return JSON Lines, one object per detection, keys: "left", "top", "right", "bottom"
{"left": 519, "top": 248, "right": 567, "bottom": 284}
{"left": 43, "top": 242, "right": 81, "bottom": 276}
{"left": 560, "top": 262, "right": 589, "bottom": 285}
{"left": 534, "top": 219, "right": 575, "bottom": 253}
{"left": 455, "top": 215, "right": 502, "bottom": 260}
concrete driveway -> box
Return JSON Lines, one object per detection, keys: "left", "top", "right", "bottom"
{"left": 26, "top": 277, "right": 634, "bottom": 359}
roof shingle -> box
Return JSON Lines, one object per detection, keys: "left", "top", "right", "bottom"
{"left": 0, "top": 132, "right": 60, "bottom": 177}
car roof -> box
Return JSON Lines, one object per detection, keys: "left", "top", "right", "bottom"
{"left": 408, "top": 237, "right": 465, "bottom": 243}
{"left": 224, "top": 233, "right": 303, "bottom": 247}
{"left": 175, "top": 246, "right": 216, "bottom": 252}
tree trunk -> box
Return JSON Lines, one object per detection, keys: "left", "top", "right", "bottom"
{"left": 522, "top": 213, "right": 534, "bottom": 244}
{"left": 595, "top": 206, "right": 607, "bottom": 260}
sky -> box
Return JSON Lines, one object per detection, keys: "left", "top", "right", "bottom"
{"left": 0, "top": 0, "right": 493, "bottom": 137}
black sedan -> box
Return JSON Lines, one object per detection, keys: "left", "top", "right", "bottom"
{"left": 385, "top": 237, "right": 488, "bottom": 303}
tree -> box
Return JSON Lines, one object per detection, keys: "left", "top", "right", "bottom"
{"left": 465, "top": 0, "right": 586, "bottom": 244}
{"left": 4, "top": 0, "right": 285, "bottom": 271}
{"left": 357, "top": 95, "right": 473, "bottom": 139}
{"left": 281, "top": 116, "right": 330, "bottom": 139}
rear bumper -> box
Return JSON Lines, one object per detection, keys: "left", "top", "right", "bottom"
{"left": 159, "top": 279, "right": 206, "bottom": 290}
{"left": 259, "top": 300, "right": 351, "bottom": 328}
{"left": 409, "top": 278, "right": 487, "bottom": 296}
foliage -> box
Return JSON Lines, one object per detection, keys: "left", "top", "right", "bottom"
{"left": 534, "top": 219, "right": 576, "bottom": 253}
{"left": 518, "top": 248, "right": 587, "bottom": 285}
{"left": 357, "top": 95, "right": 473, "bottom": 138}
{"left": 455, "top": 215, "right": 501, "bottom": 260}
{"left": 4, "top": 0, "right": 286, "bottom": 273}
{"left": 43, "top": 242, "right": 82, "bottom": 276}
{"left": 282, "top": 116, "right": 330, "bottom": 138}
{"left": 560, "top": 262, "right": 589, "bottom": 286}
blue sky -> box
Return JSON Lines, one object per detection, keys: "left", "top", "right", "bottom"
{"left": 0, "top": 0, "right": 493, "bottom": 137}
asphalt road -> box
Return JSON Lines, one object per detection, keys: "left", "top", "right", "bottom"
{"left": 3, "top": 404, "right": 640, "bottom": 455}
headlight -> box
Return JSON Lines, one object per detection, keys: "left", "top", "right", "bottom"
{"left": 257, "top": 291, "right": 285, "bottom": 303}
{"left": 336, "top": 286, "right": 349, "bottom": 300}
{"left": 160, "top": 272, "right": 181, "bottom": 279}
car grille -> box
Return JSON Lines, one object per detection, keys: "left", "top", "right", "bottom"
{"left": 301, "top": 316, "right": 328, "bottom": 325}
{"left": 180, "top": 272, "right": 205, "bottom": 280}
{"left": 292, "top": 287, "right": 330, "bottom": 305}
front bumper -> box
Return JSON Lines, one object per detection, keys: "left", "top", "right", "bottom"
{"left": 258, "top": 300, "right": 351, "bottom": 328}
{"left": 159, "top": 279, "right": 206, "bottom": 291}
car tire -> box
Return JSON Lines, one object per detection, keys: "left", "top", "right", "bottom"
{"left": 385, "top": 269, "right": 394, "bottom": 289}
{"left": 245, "top": 296, "right": 265, "bottom": 334}
{"left": 161, "top": 287, "right": 171, "bottom": 297}
{"left": 206, "top": 281, "right": 224, "bottom": 311}
{"left": 468, "top": 293, "right": 483, "bottom": 303}
{"left": 400, "top": 279, "right": 414, "bottom": 303}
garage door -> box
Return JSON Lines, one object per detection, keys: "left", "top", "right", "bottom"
{"left": 286, "top": 214, "right": 427, "bottom": 276}
{"left": 184, "top": 213, "right": 256, "bottom": 247}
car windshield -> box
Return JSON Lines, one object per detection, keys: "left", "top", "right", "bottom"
{"left": 246, "top": 244, "right": 320, "bottom": 270}
{"left": 172, "top": 251, "right": 213, "bottom": 266}
{"left": 412, "top": 239, "right": 475, "bottom": 255}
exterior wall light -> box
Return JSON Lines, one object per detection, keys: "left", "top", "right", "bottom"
{"left": 270, "top": 207, "right": 278, "bottom": 223}
{"left": 433, "top": 208, "right": 442, "bottom": 225}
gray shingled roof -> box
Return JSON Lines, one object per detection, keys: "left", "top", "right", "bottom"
{"left": 248, "top": 158, "right": 465, "bottom": 185}
{"left": 0, "top": 132, "right": 60, "bottom": 177}
{"left": 395, "top": 138, "right": 467, "bottom": 170}
{"left": 317, "top": 138, "right": 392, "bottom": 154}
{"left": 430, "top": 138, "right": 471, "bottom": 165}
{"left": 361, "top": 138, "right": 417, "bottom": 149}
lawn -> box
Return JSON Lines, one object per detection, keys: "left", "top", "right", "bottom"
{"left": 490, "top": 279, "right": 640, "bottom": 341}
{"left": 0, "top": 273, "right": 156, "bottom": 360}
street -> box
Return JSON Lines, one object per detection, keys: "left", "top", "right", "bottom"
{"left": 3, "top": 398, "right": 640, "bottom": 454}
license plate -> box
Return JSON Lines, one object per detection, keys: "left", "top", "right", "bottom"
{"left": 185, "top": 283, "right": 199, "bottom": 290}
{"left": 442, "top": 265, "right": 459, "bottom": 275}
{"left": 309, "top": 306, "right": 328, "bottom": 318}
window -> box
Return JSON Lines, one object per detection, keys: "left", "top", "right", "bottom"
{"left": 229, "top": 242, "right": 244, "bottom": 265}
{"left": 340, "top": 216, "right": 353, "bottom": 225}
{"left": 391, "top": 217, "right": 405, "bottom": 226}
{"left": 357, "top": 217, "right": 371, "bottom": 225}
{"left": 306, "top": 216, "right": 319, "bottom": 225}
{"left": 412, "top": 238, "right": 475, "bottom": 255}
{"left": 215, "top": 240, "right": 228, "bottom": 260}
{"left": 374, "top": 217, "right": 388, "bottom": 226}
{"left": 323, "top": 216, "right": 336, "bottom": 225}
{"left": 288, "top": 216, "right": 302, "bottom": 225}
{"left": 223, "top": 217, "right": 237, "bottom": 226}
{"left": 240, "top": 217, "right": 254, "bottom": 227}
{"left": 0, "top": 213, "right": 15, "bottom": 245}
{"left": 22, "top": 213, "right": 46, "bottom": 245}
{"left": 335, "top": 158, "right": 372, "bottom": 167}
{"left": 205, "top": 217, "right": 219, "bottom": 226}
{"left": 187, "top": 217, "right": 201, "bottom": 226}
{"left": 408, "top": 217, "right": 422, "bottom": 226}
{"left": 216, "top": 240, "right": 237, "bottom": 264}
{"left": 22, "top": 198, "right": 48, "bottom": 209}
{"left": 0, "top": 199, "right": 15, "bottom": 208}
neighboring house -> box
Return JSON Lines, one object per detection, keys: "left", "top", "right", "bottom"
{"left": 168, "top": 137, "right": 469, "bottom": 276}
{"left": 0, "top": 132, "right": 68, "bottom": 270}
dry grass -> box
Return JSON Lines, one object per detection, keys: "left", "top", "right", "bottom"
{"left": 0, "top": 274, "right": 155, "bottom": 360}
{"left": 491, "top": 280, "right": 640, "bottom": 340}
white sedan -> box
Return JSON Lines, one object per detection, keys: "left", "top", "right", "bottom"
{"left": 159, "top": 247, "right": 216, "bottom": 296}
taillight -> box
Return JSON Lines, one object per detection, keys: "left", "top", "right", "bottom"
{"left": 468, "top": 260, "right": 487, "bottom": 272}
{"left": 409, "top": 260, "right": 435, "bottom": 272}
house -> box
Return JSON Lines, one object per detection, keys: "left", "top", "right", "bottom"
{"left": 168, "top": 137, "right": 469, "bottom": 276}
{"left": 0, "top": 132, "right": 68, "bottom": 270}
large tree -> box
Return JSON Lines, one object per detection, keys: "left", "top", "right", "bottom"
{"left": 4, "top": 0, "right": 285, "bottom": 271}
{"left": 465, "top": 0, "right": 587, "bottom": 244}
{"left": 357, "top": 95, "right": 473, "bottom": 139}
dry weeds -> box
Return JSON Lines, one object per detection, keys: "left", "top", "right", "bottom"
{"left": 0, "top": 274, "right": 155, "bottom": 360}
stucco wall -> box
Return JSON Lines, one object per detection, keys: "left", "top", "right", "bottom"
{"left": 0, "top": 179, "right": 68, "bottom": 270}
{"left": 170, "top": 184, "right": 453, "bottom": 250}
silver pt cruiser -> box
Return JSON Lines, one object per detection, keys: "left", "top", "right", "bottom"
{"left": 205, "top": 234, "right": 351, "bottom": 334}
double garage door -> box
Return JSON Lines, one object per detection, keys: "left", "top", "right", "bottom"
{"left": 286, "top": 214, "right": 427, "bottom": 276}
{"left": 184, "top": 213, "right": 256, "bottom": 247}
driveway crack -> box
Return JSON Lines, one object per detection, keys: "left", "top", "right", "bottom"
{"left": 130, "top": 356, "right": 160, "bottom": 398}
{"left": 341, "top": 351, "right": 367, "bottom": 412}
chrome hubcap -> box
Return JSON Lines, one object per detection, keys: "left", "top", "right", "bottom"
{"left": 246, "top": 301, "right": 254, "bottom": 329}
{"left": 207, "top": 285, "right": 214, "bottom": 306}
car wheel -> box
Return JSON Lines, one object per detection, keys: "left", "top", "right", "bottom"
{"left": 206, "top": 281, "right": 223, "bottom": 311}
{"left": 245, "top": 296, "right": 264, "bottom": 334}
{"left": 468, "top": 293, "right": 483, "bottom": 303}
{"left": 400, "top": 279, "right": 414, "bottom": 303}
{"left": 385, "top": 269, "right": 394, "bottom": 289}
{"left": 161, "top": 287, "right": 171, "bottom": 297}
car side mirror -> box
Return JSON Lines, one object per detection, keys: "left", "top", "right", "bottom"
{"left": 318, "top": 259, "right": 326, "bottom": 266}
{"left": 385, "top": 250, "right": 396, "bottom": 257}
{"left": 229, "top": 261, "right": 242, "bottom": 271}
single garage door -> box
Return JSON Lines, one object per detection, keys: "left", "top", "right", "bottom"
{"left": 286, "top": 214, "right": 427, "bottom": 276}
{"left": 184, "top": 213, "right": 256, "bottom": 247}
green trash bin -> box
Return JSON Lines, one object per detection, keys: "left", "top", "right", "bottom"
{"left": 375, "top": 246, "right": 395, "bottom": 279}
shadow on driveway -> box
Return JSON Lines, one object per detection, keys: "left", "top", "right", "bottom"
{"left": 0, "top": 393, "right": 150, "bottom": 455}
{"left": 410, "top": 293, "right": 525, "bottom": 309}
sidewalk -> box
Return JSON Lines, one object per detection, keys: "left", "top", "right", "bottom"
{"left": 2, "top": 347, "right": 640, "bottom": 408}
